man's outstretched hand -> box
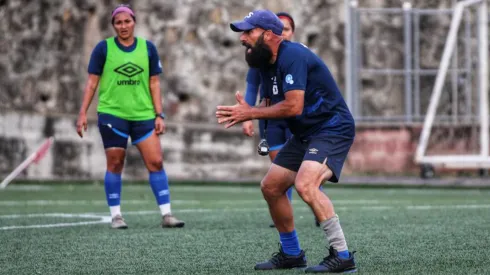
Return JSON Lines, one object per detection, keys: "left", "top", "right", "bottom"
{"left": 216, "top": 91, "right": 253, "bottom": 128}
{"left": 242, "top": 120, "right": 254, "bottom": 137}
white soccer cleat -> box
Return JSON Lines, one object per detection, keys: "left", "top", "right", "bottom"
{"left": 161, "top": 214, "right": 185, "bottom": 228}
{"left": 111, "top": 215, "right": 128, "bottom": 229}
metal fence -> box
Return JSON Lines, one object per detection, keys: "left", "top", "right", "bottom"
{"left": 344, "top": 0, "right": 488, "bottom": 125}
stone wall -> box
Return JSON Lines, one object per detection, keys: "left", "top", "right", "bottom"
{"left": 2, "top": 0, "right": 473, "bottom": 118}
{"left": 0, "top": 111, "right": 268, "bottom": 180}
{"left": 1, "top": 110, "right": 482, "bottom": 181}
{"left": 347, "top": 124, "right": 482, "bottom": 175}
{"left": 0, "top": 0, "right": 487, "bottom": 181}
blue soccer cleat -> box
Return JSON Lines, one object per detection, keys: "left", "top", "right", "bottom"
{"left": 305, "top": 246, "right": 357, "bottom": 273}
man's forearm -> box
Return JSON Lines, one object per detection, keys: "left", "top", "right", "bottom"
{"left": 250, "top": 100, "right": 301, "bottom": 120}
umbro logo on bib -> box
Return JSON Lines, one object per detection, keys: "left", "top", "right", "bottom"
{"left": 114, "top": 62, "right": 144, "bottom": 85}
{"left": 114, "top": 62, "right": 144, "bottom": 78}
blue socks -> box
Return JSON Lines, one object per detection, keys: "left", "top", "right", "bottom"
{"left": 279, "top": 230, "right": 302, "bottom": 256}
{"left": 286, "top": 187, "right": 293, "bottom": 201}
{"left": 149, "top": 170, "right": 170, "bottom": 205}
{"left": 104, "top": 171, "right": 122, "bottom": 206}
{"left": 338, "top": 250, "right": 350, "bottom": 259}
{"left": 104, "top": 170, "right": 171, "bottom": 215}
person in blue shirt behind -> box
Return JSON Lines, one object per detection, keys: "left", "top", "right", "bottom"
{"left": 241, "top": 12, "right": 322, "bottom": 228}
{"left": 218, "top": 10, "right": 357, "bottom": 273}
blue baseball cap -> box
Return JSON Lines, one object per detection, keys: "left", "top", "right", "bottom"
{"left": 230, "top": 10, "right": 284, "bottom": 36}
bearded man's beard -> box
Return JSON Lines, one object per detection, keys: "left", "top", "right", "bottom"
{"left": 244, "top": 34, "right": 273, "bottom": 69}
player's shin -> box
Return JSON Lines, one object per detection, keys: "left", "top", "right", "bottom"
{"left": 150, "top": 169, "right": 185, "bottom": 228}
{"left": 105, "top": 171, "right": 122, "bottom": 218}
{"left": 304, "top": 188, "right": 350, "bottom": 259}
{"left": 279, "top": 230, "right": 302, "bottom": 256}
{"left": 265, "top": 191, "right": 301, "bottom": 256}
{"left": 149, "top": 170, "right": 171, "bottom": 215}
{"left": 320, "top": 214, "right": 350, "bottom": 259}
{"left": 255, "top": 186, "right": 306, "bottom": 270}
{"left": 265, "top": 190, "right": 295, "bottom": 231}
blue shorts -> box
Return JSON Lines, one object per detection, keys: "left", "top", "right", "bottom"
{"left": 97, "top": 113, "right": 155, "bottom": 149}
{"left": 259, "top": 119, "right": 292, "bottom": 151}
{"left": 273, "top": 132, "right": 354, "bottom": 183}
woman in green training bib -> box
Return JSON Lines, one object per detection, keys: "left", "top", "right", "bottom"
{"left": 76, "top": 4, "right": 184, "bottom": 229}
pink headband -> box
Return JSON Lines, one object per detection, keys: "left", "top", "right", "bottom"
{"left": 112, "top": 6, "right": 135, "bottom": 18}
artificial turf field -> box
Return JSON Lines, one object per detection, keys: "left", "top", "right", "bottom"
{"left": 0, "top": 183, "right": 489, "bottom": 275}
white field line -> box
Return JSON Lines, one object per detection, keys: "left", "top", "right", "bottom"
{"left": 0, "top": 219, "right": 111, "bottom": 230}
{"left": 135, "top": 185, "right": 264, "bottom": 194}
{"left": 406, "top": 204, "right": 490, "bottom": 210}
{"left": 2, "top": 185, "right": 53, "bottom": 191}
{"left": 4, "top": 185, "right": 490, "bottom": 197}
{"left": 2, "top": 204, "right": 490, "bottom": 231}
{"left": 0, "top": 200, "right": 200, "bottom": 206}
{"left": 0, "top": 213, "right": 111, "bottom": 230}
{"left": 0, "top": 199, "right": 380, "bottom": 207}
{"left": 0, "top": 213, "right": 105, "bottom": 219}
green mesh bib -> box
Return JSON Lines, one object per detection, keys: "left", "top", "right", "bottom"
{"left": 97, "top": 37, "right": 154, "bottom": 120}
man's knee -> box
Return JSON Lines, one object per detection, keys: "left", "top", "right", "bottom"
{"left": 295, "top": 181, "right": 317, "bottom": 204}
{"left": 260, "top": 178, "right": 282, "bottom": 199}
{"left": 260, "top": 164, "right": 295, "bottom": 199}
{"left": 295, "top": 161, "right": 332, "bottom": 203}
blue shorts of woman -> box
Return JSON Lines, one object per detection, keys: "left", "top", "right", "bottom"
{"left": 97, "top": 113, "right": 155, "bottom": 149}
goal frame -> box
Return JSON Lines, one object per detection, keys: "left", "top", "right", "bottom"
{"left": 415, "top": 0, "right": 489, "bottom": 169}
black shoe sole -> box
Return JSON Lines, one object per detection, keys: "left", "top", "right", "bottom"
{"left": 162, "top": 222, "right": 185, "bottom": 228}
{"left": 111, "top": 225, "right": 128, "bottom": 229}
{"left": 305, "top": 266, "right": 357, "bottom": 273}
{"left": 254, "top": 265, "right": 307, "bottom": 270}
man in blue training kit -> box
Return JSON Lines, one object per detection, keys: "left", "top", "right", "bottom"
{"left": 242, "top": 12, "right": 322, "bottom": 228}
{"left": 217, "top": 10, "right": 357, "bottom": 273}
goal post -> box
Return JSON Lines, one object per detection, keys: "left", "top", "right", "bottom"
{"left": 415, "top": 0, "right": 489, "bottom": 172}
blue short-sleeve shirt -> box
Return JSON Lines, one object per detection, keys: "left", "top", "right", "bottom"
{"left": 259, "top": 41, "right": 355, "bottom": 138}
{"left": 88, "top": 37, "right": 162, "bottom": 76}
